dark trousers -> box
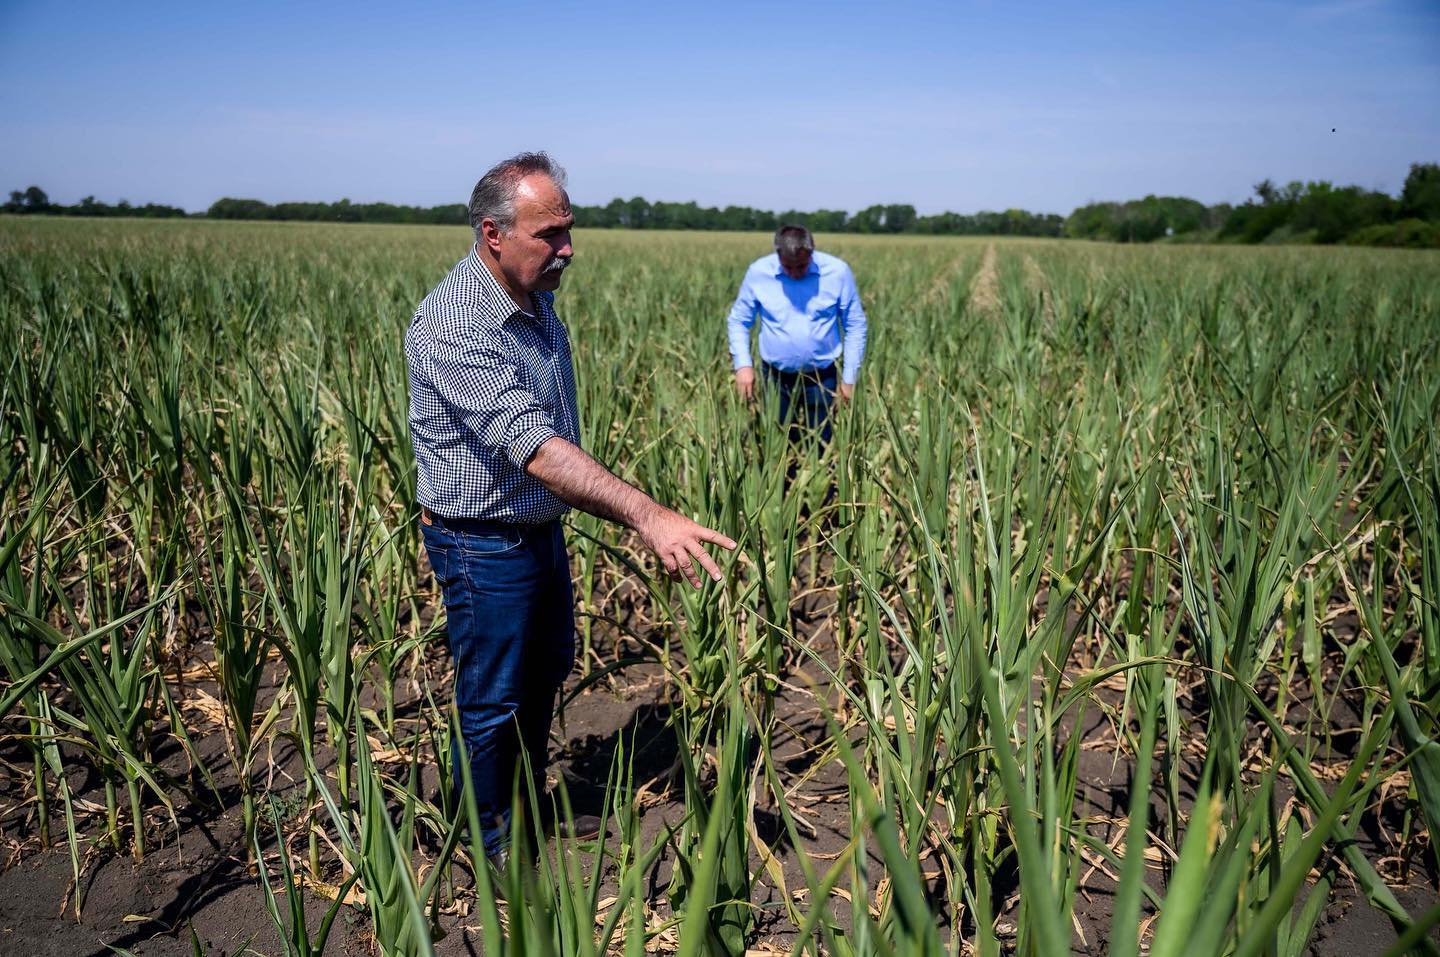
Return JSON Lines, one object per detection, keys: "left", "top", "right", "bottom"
{"left": 420, "top": 514, "right": 574, "bottom": 857}
{"left": 762, "top": 361, "right": 838, "bottom": 447}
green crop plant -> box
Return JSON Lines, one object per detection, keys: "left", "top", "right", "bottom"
{"left": 195, "top": 476, "right": 273, "bottom": 862}
{"left": 1, "top": 219, "right": 1438, "bottom": 956}
{"left": 255, "top": 795, "right": 358, "bottom": 957}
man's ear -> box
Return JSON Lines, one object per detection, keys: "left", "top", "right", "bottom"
{"left": 479, "top": 218, "right": 505, "bottom": 252}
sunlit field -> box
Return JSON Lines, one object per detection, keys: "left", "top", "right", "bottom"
{"left": 2, "top": 216, "right": 1439, "bottom": 956}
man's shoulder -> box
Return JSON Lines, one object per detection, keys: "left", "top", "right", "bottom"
{"left": 416, "top": 254, "right": 497, "bottom": 326}
{"left": 747, "top": 253, "right": 779, "bottom": 276}
{"left": 813, "top": 250, "right": 851, "bottom": 274}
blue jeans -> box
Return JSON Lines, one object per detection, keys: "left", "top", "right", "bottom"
{"left": 763, "top": 362, "right": 837, "bottom": 447}
{"left": 420, "top": 515, "right": 575, "bottom": 857}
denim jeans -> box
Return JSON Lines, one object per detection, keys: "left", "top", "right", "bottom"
{"left": 420, "top": 515, "right": 574, "bottom": 857}
{"left": 763, "top": 362, "right": 838, "bottom": 447}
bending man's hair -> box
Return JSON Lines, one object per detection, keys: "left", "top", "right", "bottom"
{"left": 773, "top": 224, "right": 815, "bottom": 257}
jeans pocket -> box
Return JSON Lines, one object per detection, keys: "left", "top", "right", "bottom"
{"left": 421, "top": 524, "right": 453, "bottom": 584}
{"left": 456, "top": 529, "right": 523, "bottom": 556}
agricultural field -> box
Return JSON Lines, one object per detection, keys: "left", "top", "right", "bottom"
{"left": 1, "top": 216, "right": 1438, "bottom": 957}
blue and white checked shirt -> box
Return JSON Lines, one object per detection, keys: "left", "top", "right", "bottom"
{"left": 405, "top": 246, "right": 580, "bottom": 523}
{"left": 726, "top": 250, "right": 868, "bottom": 385}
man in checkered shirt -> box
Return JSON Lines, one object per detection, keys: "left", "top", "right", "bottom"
{"left": 406, "top": 152, "right": 735, "bottom": 863}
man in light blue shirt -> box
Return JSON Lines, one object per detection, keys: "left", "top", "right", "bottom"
{"left": 727, "top": 225, "right": 868, "bottom": 445}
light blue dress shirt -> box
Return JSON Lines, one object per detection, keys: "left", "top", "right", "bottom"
{"left": 726, "top": 250, "right": 868, "bottom": 385}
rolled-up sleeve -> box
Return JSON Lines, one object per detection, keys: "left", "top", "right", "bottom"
{"left": 726, "top": 268, "right": 760, "bottom": 371}
{"left": 428, "top": 326, "right": 558, "bottom": 470}
{"left": 838, "top": 264, "right": 868, "bottom": 385}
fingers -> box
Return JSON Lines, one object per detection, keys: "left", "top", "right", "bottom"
{"left": 658, "top": 541, "right": 721, "bottom": 589}
{"left": 672, "top": 547, "right": 702, "bottom": 588}
{"left": 661, "top": 548, "right": 700, "bottom": 588}
{"left": 686, "top": 540, "right": 724, "bottom": 583}
{"left": 647, "top": 512, "right": 737, "bottom": 589}
{"left": 698, "top": 526, "right": 738, "bottom": 551}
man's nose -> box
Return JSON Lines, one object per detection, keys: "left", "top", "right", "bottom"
{"left": 554, "top": 234, "right": 574, "bottom": 258}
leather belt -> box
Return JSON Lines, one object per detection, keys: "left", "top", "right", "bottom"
{"left": 420, "top": 507, "right": 529, "bottom": 536}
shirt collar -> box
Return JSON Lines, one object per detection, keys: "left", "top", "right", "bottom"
{"left": 773, "top": 252, "right": 821, "bottom": 278}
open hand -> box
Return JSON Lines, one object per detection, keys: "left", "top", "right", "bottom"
{"left": 636, "top": 504, "right": 737, "bottom": 588}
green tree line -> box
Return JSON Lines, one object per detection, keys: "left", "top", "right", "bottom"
{"left": 10, "top": 188, "right": 1064, "bottom": 237}
{"left": 568, "top": 197, "right": 1064, "bottom": 236}
{"left": 6, "top": 162, "right": 1437, "bottom": 246}
{"left": 4, "top": 186, "right": 187, "bottom": 219}
{"left": 212, "top": 195, "right": 1067, "bottom": 237}
{"left": 1067, "top": 163, "right": 1440, "bottom": 247}
{"left": 206, "top": 196, "right": 468, "bottom": 225}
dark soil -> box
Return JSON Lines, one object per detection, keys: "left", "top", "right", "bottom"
{"left": 1, "top": 562, "right": 1435, "bottom": 956}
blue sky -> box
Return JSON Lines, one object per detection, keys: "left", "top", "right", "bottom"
{"left": 2, "top": 1, "right": 1436, "bottom": 215}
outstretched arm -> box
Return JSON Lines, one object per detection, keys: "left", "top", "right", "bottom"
{"left": 526, "top": 437, "right": 736, "bottom": 587}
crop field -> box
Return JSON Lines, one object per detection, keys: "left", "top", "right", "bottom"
{"left": 1, "top": 217, "right": 1438, "bottom": 956}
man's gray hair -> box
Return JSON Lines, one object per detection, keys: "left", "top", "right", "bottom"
{"left": 469, "top": 152, "right": 568, "bottom": 238}
{"left": 773, "top": 224, "right": 815, "bottom": 258}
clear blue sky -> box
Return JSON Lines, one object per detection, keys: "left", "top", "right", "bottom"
{"left": 2, "top": 0, "right": 1436, "bottom": 215}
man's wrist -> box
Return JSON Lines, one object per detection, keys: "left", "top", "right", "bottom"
{"left": 624, "top": 493, "right": 663, "bottom": 533}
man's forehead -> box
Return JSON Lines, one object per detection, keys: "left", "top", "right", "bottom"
{"left": 514, "top": 176, "right": 572, "bottom": 225}
{"left": 515, "top": 175, "right": 565, "bottom": 207}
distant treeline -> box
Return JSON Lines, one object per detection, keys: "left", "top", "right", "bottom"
{"left": 568, "top": 199, "right": 1066, "bottom": 236}
{"left": 211, "top": 195, "right": 1067, "bottom": 237}
{"left": 6, "top": 162, "right": 1438, "bottom": 247}
{"left": 3, "top": 186, "right": 1066, "bottom": 238}
{"left": 4, "top": 186, "right": 187, "bottom": 219}
{"left": 207, "top": 197, "right": 469, "bottom": 225}
{"left": 1067, "top": 163, "right": 1440, "bottom": 247}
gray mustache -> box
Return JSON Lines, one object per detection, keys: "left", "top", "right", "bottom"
{"left": 543, "top": 256, "right": 572, "bottom": 274}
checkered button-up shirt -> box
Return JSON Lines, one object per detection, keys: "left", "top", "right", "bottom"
{"left": 405, "top": 246, "right": 580, "bottom": 523}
